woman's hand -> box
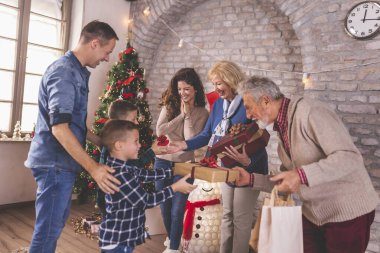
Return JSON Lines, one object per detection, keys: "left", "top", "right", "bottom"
{"left": 168, "top": 140, "right": 188, "bottom": 153}
{"left": 222, "top": 144, "right": 251, "bottom": 166}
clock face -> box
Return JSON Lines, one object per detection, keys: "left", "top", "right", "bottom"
{"left": 345, "top": 1, "right": 380, "bottom": 39}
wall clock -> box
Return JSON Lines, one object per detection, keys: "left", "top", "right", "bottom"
{"left": 345, "top": 1, "right": 380, "bottom": 39}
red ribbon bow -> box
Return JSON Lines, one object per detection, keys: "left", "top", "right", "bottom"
{"left": 200, "top": 156, "right": 218, "bottom": 168}
{"left": 157, "top": 135, "right": 169, "bottom": 146}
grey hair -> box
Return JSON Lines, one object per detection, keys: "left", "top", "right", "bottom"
{"left": 238, "top": 76, "right": 283, "bottom": 101}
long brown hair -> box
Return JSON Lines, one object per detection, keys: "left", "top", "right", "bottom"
{"left": 159, "top": 68, "right": 206, "bottom": 121}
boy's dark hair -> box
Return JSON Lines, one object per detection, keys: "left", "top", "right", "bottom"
{"left": 108, "top": 100, "right": 138, "bottom": 120}
{"left": 80, "top": 20, "right": 119, "bottom": 45}
{"left": 101, "top": 120, "right": 139, "bottom": 151}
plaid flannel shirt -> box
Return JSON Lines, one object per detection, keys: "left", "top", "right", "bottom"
{"left": 99, "top": 156, "right": 174, "bottom": 248}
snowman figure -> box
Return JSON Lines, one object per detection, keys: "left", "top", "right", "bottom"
{"left": 181, "top": 179, "right": 223, "bottom": 253}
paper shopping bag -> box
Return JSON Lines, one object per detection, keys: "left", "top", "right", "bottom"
{"left": 258, "top": 187, "right": 303, "bottom": 253}
{"left": 249, "top": 210, "right": 262, "bottom": 252}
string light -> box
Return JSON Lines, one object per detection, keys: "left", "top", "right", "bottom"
{"left": 302, "top": 73, "right": 310, "bottom": 83}
{"left": 135, "top": 6, "right": 380, "bottom": 81}
{"left": 143, "top": 6, "right": 150, "bottom": 16}
{"left": 178, "top": 38, "right": 184, "bottom": 48}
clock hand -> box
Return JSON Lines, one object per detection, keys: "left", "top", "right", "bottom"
{"left": 362, "top": 18, "right": 380, "bottom": 20}
{"left": 363, "top": 9, "right": 367, "bottom": 23}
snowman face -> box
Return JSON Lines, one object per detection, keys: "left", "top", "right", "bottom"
{"left": 185, "top": 179, "right": 223, "bottom": 253}
{"left": 188, "top": 179, "right": 221, "bottom": 202}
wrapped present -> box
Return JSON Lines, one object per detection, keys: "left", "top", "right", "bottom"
{"left": 209, "top": 122, "right": 270, "bottom": 167}
{"left": 173, "top": 162, "right": 239, "bottom": 183}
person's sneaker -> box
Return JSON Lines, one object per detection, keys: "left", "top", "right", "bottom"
{"left": 162, "top": 249, "right": 180, "bottom": 253}
{"left": 163, "top": 237, "right": 170, "bottom": 247}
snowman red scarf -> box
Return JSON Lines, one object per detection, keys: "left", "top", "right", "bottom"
{"left": 182, "top": 198, "right": 221, "bottom": 251}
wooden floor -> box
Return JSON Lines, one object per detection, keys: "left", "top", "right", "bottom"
{"left": 0, "top": 201, "right": 166, "bottom": 253}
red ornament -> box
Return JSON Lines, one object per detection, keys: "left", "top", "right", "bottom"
{"left": 144, "top": 87, "right": 149, "bottom": 93}
{"left": 88, "top": 181, "right": 95, "bottom": 190}
{"left": 92, "top": 149, "right": 99, "bottom": 155}
{"left": 122, "top": 92, "right": 133, "bottom": 99}
{"left": 96, "top": 118, "right": 109, "bottom": 123}
{"left": 157, "top": 135, "right": 169, "bottom": 146}
{"left": 124, "top": 47, "right": 134, "bottom": 54}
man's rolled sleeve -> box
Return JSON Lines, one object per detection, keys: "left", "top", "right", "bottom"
{"left": 46, "top": 69, "right": 75, "bottom": 126}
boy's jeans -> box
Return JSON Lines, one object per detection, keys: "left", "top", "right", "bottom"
{"left": 154, "top": 158, "right": 193, "bottom": 250}
{"left": 101, "top": 245, "right": 134, "bottom": 253}
{"left": 29, "top": 167, "right": 76, "bottom": 253}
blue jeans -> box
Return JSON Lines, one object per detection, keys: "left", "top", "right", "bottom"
{"left": 101, "top": 245, "right": 134, "bottom": 253}
{"left": 154, "top": 158, "right": 193, "bottom": 250}
{"left": 29, "top": 167, "right": 76, "bottom": 253}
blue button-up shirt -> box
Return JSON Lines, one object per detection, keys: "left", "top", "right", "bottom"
{"left": 25, "top": 51, "right": 90, "bottom": 173}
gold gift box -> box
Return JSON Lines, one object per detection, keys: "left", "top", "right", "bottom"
{"left": 173, "top": 162, "right": 239, "bottom": 183}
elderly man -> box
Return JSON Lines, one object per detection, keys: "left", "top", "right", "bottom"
{"left": 232, "top": 76, "right": 378, "bottom": 253}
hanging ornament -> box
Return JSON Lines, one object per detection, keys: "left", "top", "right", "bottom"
{"left": 138, "top": 114, "right": 145, "bottom": 122}
{"left": 137, "top": 91, "right": 145, "bottom": 99}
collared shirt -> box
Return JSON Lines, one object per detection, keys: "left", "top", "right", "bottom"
{"left": 25, "top": 51, "right": 90, "bottom": 172}
{"left": 272, "top": 97, "right": 308, "bottom": 185}
{"left": 99, "top": 157, "right": 174, "bottom": 248}
{"left": 273, "top": 97, "right": 291, "bottom": 156}
{"left": 249, "top": 97, "right": 307, "bottom": 187}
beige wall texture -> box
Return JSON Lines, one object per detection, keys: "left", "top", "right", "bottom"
{"left": 129, "top": 0, "right": 380, "bottom": 251}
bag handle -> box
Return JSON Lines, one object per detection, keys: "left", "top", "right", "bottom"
{"left": 269, "top": 186, "right": 294, "bottom": 207}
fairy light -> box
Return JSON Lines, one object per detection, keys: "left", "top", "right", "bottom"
{"left": 143, "top": 6, "right": 150, "bottom": 16}
{"left": 178, "top": 38, "right": 184, "bottom": 48}
{"left": 128, "top": 10, "right": 380, "bottom": 79}
{"left": 302, "top": 73, "right": 312, "bottom": 88}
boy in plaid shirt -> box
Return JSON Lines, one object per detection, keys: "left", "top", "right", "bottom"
{"left": 99, "top": 120, "right": 196, "bottom": 252}
{"left": 97, "top": 100, "right": 171, "bottom": 218}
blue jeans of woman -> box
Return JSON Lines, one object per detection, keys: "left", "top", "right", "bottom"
{"left": 101, "top": 245, "right": 134, "bottom": 253}
{"left": 29, "top": 167, "right": 76, "bottom": 253}
{"left": 154, "top": 158, "right": 193, "bottom": 250}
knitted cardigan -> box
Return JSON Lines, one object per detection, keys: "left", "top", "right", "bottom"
{"left": 256, "top": 96, "right": 379, "bottom": 226}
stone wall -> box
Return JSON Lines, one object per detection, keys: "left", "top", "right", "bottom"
{"left": 130, "top": 0, "right": 380, "bottom": 251}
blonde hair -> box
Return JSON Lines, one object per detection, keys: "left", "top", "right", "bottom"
{"left": 207, "top": 60, "right": 245, "bottom": 93}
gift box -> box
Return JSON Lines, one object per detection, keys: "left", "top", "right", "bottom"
{"left": 209, "top": 122, "right": 270, "bottom": 167}
{"left": 173, "top": 162, "right": 239, "bottom": 183}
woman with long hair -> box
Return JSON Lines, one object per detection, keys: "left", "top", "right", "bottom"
{"left": 155, "top": 68, "right": 209, "bottom": 253}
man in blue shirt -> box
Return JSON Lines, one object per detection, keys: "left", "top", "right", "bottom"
{"left": 25, "top": 20, "right": 120, "bottom": 253}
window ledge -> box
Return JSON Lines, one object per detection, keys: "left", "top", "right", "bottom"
{"left": 0, "top": 139, "right": 32, "bottom": 143}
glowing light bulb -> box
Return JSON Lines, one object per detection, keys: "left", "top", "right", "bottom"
{"left": 178, "top": 38, "right": 184, "bottom": 48}
{"left": 143, "top": 6, "right": 150, "bottom": 16}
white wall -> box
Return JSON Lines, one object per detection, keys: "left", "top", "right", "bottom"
{"left": 83, "top": 0, "right": 131, "bottom": 125}
{"left": 0, "top": 142, "right": 36, "bottom": 205}
{"left": 0, "top": 0, "right": 131, "bottom": 205}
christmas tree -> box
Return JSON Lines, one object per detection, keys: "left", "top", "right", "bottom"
{"left": 73, "top": 42, "right": 155, "bottom": 203}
